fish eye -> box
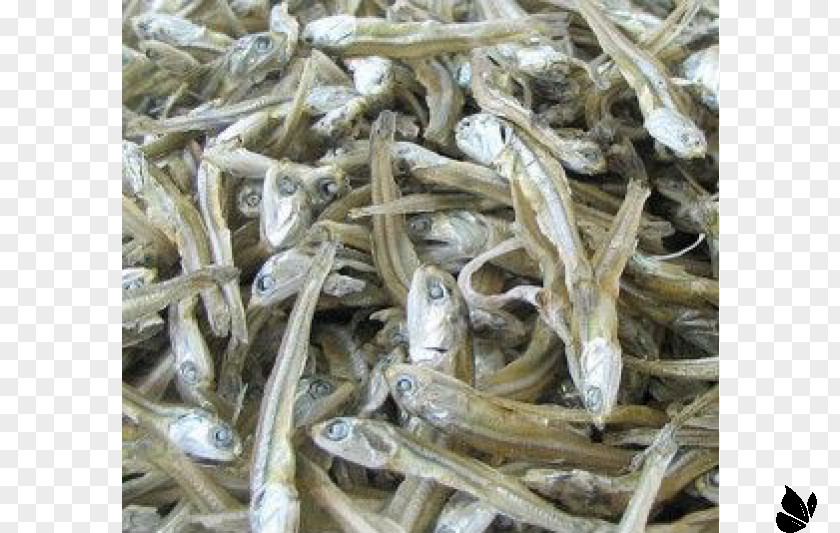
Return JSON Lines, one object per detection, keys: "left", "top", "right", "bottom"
{"left": 302, "top": 33, "right": 315, "bottom": 45}
{"left": 408, "top": 216, "right": 431, "bottom": 235}
{"left": 149, "top": 96, "right": 166, "bottom": 111}
{"left": 394, "top": 375, "right": 415, "bottom": 395}
{"left": 309, "top": 379, "right": 333, "bottom": 398}
{"left": 427, "top": 280, "right": 446, "bottom": 300}
{"left": 254, "top": 35, "right": 272, "bottom": 52}
{"left": 211, "top": 425, "right": 234, "bottom": 449}
{"left": 123, "top": 278, "right": 143, "bottom": 291}
{"left": 256, "top": 274, "right": 276, "bottom": 293}
{"left": 324, "top": 419, "right": 349, "bottom": 441}
{"left": 180, "top": 362, "right": 198, "bottom": 384}
{"left": 275, "top": 176, "right": 298, "bottom": 196}
{"left": 584, "top": 386, "right": 602, "bottom": 412}
{"left": 244, "top": 191, "right": 261, "bottom": 208}
{"left": 317, "top": 179, "right": 339, "bottom": 200}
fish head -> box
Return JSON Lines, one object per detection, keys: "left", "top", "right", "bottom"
{"left": 310, "top": 417, "right": 397, "bottom": 468}
{"left": 644, "top": 108, "right": 707, "bottom": 159}
{"left": 293, "top": 375, "right": 342, "bottom": 422}
{"left": 261, "top": 169, "right": 313, "bottom": 249}
{"left": 385, "top": 363, "right": 459, "bottom": 425}
{"left": 570, "top": 287, "right": 622, "bottom": 421}
{"left": 225, "top": 32, "right": 288, "bottom": 80}
{"left": 136, "top": 35, "right": 203, "bottom": 75}
{"left": 301, "top": 15, "right": 357, "bottom": 50}
{"left": 305, "top": 165, "right": 350, "bottom": 210}
{"left": 250, "top": 248, "right": 313, "bottom": 309}
{"left": 369, "top": 308, "right": 407, "bottom": 349}
{"left": 384, "top": 363, "right": 433, "bottom": 410}
{"left": 167, "top": 409, "right": 242, "bottom": 462}
{"left": 578, "top": 336, "right": 622, "bottom": 423}
{"left": 406, "top": 264, "right": 470, "bottom": 366}
{"left": 137, "top": 40, "right": 188, "bottom": 69}
{"left": 408, "top": 211, "right": 489, "bottom": 260}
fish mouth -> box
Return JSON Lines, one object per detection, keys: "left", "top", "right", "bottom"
{"left": 419, "top": 241, "right": 465, "bottom": 265}
{"left": 421, "top": 240, "right": 454, "bottom": 253}
{"left": 192, "top": 455, "right": 237, "bottom": 466}
{"left": 421, "top": 346, "right": 449, "bottom": 355}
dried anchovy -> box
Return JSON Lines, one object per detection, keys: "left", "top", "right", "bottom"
{"left": 123, "top": 1, "right": 718, "bottom": 531}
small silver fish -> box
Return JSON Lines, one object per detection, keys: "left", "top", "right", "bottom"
{"left": 406, "top": 264, "right": 473, "bottom": 382}
{"left": 261, "top": 168, "right": 312, "bottom": 250}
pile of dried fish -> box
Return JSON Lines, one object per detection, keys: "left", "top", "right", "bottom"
{"left": 123, "top": 0, "right": 719, "bottom": 531}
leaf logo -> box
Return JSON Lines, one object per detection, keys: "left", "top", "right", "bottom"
{"left": 776, "top": 486, "right": 817, "bottom": 532}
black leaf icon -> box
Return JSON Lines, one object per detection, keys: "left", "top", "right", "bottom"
{"left": 776, "top": 512, "right": 807, "bottom": 533}
{"left": 776, "top": 486, "right": 817, "bottom": 532}
{"left": 782, "top": 485, "right": 810, "bottom": 522}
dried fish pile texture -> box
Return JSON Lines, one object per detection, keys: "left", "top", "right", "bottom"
{"left": 122, "top": 0, "right": 718, "bottom": 531}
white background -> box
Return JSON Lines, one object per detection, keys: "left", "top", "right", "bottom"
{"left": 720, "top": 0, "right": 836, "bottom": 530}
